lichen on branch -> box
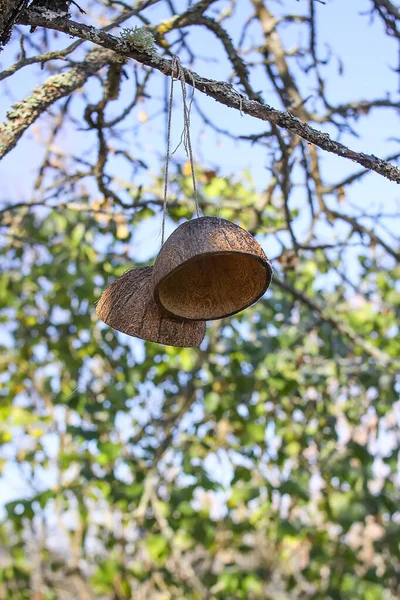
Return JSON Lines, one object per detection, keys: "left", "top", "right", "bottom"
{"left": 120, "top": 26, "right": 155, "bottom": 53}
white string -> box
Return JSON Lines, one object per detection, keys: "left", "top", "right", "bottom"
{"left": 161, "top": 60, "right": 175, "bottom": 246}
{"left": 161, "top": 56, "right": 200, "bottom": 245}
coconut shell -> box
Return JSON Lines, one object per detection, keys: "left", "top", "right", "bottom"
{"left": 96, "top": 266, "right": 206, "bottom": 347}
{"left": 153, "top": 216, "right": 273, "bottom": 321}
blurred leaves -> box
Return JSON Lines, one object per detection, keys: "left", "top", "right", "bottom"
{"left": 0, "top": 169, "right": 399, "bottom": 600}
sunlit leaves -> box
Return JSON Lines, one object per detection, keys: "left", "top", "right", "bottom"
{"left": 0, "top": 169, "right": 399, "bottom": 599}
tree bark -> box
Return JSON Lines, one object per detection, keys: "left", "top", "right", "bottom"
{"left": 16, "top": 9, "right": 400, "bottom": 184}
{"left": 0, "top": 0, "right": 29, "bottom": 49}
{"left": 0, "top": 48, "right": 116, "bottom": 159}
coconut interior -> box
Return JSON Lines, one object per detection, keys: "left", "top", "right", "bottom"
{"left": 157, "top": 252, "right": 268, "bottom": 320}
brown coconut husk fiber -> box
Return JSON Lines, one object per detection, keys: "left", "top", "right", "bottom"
{"left": 96, "top": 266, "right": 206, "bottom": 347}
{"left": 153, "top": 216, "right": 273, "bottom": 321}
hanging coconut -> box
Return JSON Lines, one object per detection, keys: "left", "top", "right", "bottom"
{"left": 95, "top": 57, "right": 273, "bottom": 346}
{"left": 96, "top": 266, "right": 206, "bottom": 347}
{"left": 153, "top": 216, "right": 273, "bottom": 321}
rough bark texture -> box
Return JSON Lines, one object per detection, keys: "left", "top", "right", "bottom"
{"left": 0, "top": 0, "right": 29, "bottom": 49}
{"left": 96, "top": 266, "right": 206, "bottom": 347}
{"left": 153, "top": 217, "right": 273, "bottom": 320}
{"left": 14, "top": 9, "right": 400, "bottom": 183}
{"left": 0, "top": 47, "right": 115, "bottom": 159}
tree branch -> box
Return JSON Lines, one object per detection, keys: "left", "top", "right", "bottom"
{"left": 274, "top": 276, "right": 400, "bottom": 371}
{"left": 0, "top": 48, "right": 115, "bottom": 159}
{"left": 0, "top": 0, "right": 28, "bottom": 49}
{"left": 15, "top": 9, "right": 400, "bottom": 184}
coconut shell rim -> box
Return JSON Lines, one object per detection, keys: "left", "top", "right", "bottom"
{"left": 97, "top": 311, "right": 206, "bottom": 347}
{"left": 96, "top": 266, "right": 206, "bottom": 347}
{"left": 153, "top": 250, "right": 273, "bottom": 321}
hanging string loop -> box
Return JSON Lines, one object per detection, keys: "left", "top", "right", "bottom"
{"left": 161, "top": 56, "right": 200, "bottom": 245}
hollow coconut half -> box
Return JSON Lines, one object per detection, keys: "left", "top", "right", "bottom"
{"left": 96, "top": 266, "right": 206, "bottom": 347}
{"left": 153, "top": 216, "right": 273, "bottom": 321}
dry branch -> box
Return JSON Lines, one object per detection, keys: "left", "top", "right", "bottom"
{"left": 275, "top": 276, "right": 400, "bottom": 371}
{"left": 0, "top": 48, "right": 115, "bottom": 159}
{"left": 14, "top": 9, "right": 400, "bottom": 184}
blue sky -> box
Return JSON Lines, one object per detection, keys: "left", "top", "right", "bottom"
{"left": 1, "top": 0, "right": 399, "bottom": 212}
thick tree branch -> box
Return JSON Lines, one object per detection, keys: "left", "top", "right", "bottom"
{"left": 0, "top": 0, "right": 28, "bottom": 49}
{"left": 15, "top": 9, "right": 400, "bottom": 184}
{"left": 0, "top": 48, "right": 115, "bottom": 159}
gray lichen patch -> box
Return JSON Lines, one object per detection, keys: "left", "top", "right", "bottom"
{"left": 32, "top": 8, "right": 70, "bottom": 21}
{"left": 120, "top": 27, "right": 155, "bottom": 54}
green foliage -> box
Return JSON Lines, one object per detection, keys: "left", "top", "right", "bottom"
{"left": 0, "top": 170, "right": 399, "bottom": 599}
